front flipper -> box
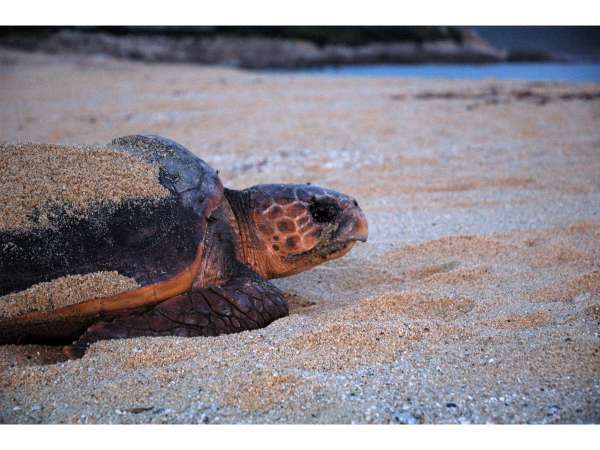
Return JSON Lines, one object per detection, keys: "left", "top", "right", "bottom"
{"left": 64, "top": 268, "right": 288, "bottom": 359}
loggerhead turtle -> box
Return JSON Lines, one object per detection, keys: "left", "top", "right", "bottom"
{"left": 0, "top": 135, "right": 368, "bottom": 358}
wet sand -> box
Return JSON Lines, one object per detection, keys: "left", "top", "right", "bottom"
{"left": 0, "top": 50, "right": 599, "bottom": 424}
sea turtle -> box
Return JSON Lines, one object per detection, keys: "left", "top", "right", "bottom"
{"left": 0, "top": 135, "right": 368, "bottom": 358}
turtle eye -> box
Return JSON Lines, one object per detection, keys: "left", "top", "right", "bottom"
{"left": 309, "top": 199, "right": 341, "bottom": 223}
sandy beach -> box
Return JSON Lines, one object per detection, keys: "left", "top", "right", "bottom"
{"left": 0, "top": 49, "right": 598, "bottom": 424}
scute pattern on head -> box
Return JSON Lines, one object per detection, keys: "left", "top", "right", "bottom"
{"left": 227, "top": 182, "right": 367, "bottom": 279}
{"left": 247, "top": 184, "right": 359, "bottom": 265}
{"left": 253, "top": 187, "right": 319, "bottom": 257}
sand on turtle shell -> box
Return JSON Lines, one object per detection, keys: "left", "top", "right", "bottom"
{"left": 0, "top": 143, "right": 169, "bottom": 231}
{"left": 0, "top": 271, "right": 140, "bottom": 318}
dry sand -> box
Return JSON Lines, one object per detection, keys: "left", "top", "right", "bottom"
{"left": 0, "top": 142, "right": 168, "bottom": 231}
{"left": 0, "top": 272, "right": 140, "bottom": 319}
{"left": 0, "top": 50, "right": 598, "bottom": 424}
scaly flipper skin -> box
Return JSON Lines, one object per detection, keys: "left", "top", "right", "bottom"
{"left": 63, "top": 266, "right": 288, "bottom": 359}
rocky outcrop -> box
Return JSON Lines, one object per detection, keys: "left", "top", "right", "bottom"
{"left": 0, "top": 27, "right": 510, "bottom": 68}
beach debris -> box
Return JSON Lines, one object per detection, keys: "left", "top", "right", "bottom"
{"left": 393, "top": 410, "right": 424, "bottom": 424}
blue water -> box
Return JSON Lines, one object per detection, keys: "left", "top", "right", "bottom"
{"left": 279, "top": 63, "right": 600, "bottom": 83}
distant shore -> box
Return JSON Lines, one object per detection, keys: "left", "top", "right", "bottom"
{"left": 0, "top": 26, "right": 563, "bottom": 69}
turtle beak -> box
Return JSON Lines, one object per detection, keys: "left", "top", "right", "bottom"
{"left": 335, "top": 202, "right": 369, "bottom": 243}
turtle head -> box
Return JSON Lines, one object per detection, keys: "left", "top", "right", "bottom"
{"left": 226, "top": 184, "right": 368, "bottom": 278}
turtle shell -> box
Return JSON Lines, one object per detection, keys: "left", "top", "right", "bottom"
{"left": 0, "top": 135, "right": 223, "bottom": 342}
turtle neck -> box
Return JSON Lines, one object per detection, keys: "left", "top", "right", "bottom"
{"left": 223, "top": 188, "right": 267, "bottom": 278}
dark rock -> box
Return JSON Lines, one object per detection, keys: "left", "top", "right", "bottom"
{"left": 507, "top": 49, "right": 562, "bottom": 62}
{"left": 0, "top": 27, "right": 507, "bottom": 69}
{"left": 394, "top": 411, "right": 424, "bottom": 424}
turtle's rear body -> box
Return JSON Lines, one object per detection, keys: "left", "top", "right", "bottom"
{"left": 1, "top": 136, "right": 221, "bottom": 294}
{"left": 0, "top": 135, "right": 368, "bottom": 357}
{"left": 1, "top": 195, "right": 201, "bottom": 296}
{"left": 1, "top": 136, "right": 224, "bottom": 343}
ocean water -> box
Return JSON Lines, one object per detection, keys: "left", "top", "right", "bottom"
{"left": 278, "top": 63, "right": 600, "bottom": 83}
